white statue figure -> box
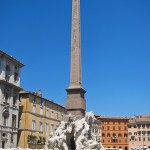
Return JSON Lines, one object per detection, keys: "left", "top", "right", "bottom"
{"left": 47, "top": 111, "right": 103, "bottom": 150}
{"left": 47, "top": 121, "right": 68, "bottom": 150}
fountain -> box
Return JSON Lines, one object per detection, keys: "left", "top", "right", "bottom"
{"left": 46, "top": 111, "right": 104, "bottom": 150}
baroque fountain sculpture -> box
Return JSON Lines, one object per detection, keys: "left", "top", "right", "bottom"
{"left": 46, "top": 111, "right": 104, "bottom": 150}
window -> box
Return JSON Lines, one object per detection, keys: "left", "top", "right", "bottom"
{"left": 139, "top": 137, "right": 141, "bottom": 141}
{"left": 14, "top": 72, "right": 18, "bottom": 82}
{"left": 124, "top": 133, "right": 128, "bottom": 137}
{"left": 40, "top": 98, "right": 44, "bottom": 106}
{"left": 124, "top": 126, "right": 127, "bottom": 130}
{"left": 45, "top": 123, "right": 49, "bottom": 132}
{"left": 12, "top": 115, "right": 16, "bottom": 128}
{"left": 13, "top": 92, "right": 17, "bottom": 106}
{"left": 46, "top": 110, "right": 49, "bottom": 117}
{"left": 113, "top": 133, "right": 116, "bottom": 138}
{"left": 40, "top": 108, "right": 43, "bottom": 115}
{"left": 147, "top": 131, "right": 150, "bottom": 135}
{"left": 33, "top": 105, "right": 36, "bottom": 113}
{"left": 5, "top": 93, "right": 9, "bottom": 103}
{"left": 112, "top": 139, "right": 117, "bottom": 143}
{"left": 118, "top": 126, "right": 121, "bottom": 130}
{"left": 107, "top": 133, "right": 110, "bottom": 137}
{"left": 51, "top": 112, "right": 54, "bottom": 118}
{"left": 142, "top": 124, "right": 145, "bottom": 129}
{"left": 143, "top": 137, "right": 145, "bottom": 141}
{"left": 61, "top": 115, "right": 63, "bottom": 121}
{"left": 3, "top": 116, "right": 7, "bottom": 126}
{"left": 56, "top": 113, "right": 58, "bottom": 120}
{"left": 118, "top": 133, "right": 122, "bottom": 137}
{"left": 39, "top": 122, "right": 43, "bottom": 132}
{"left": 5, "top": 65, "right": 10, "bottom": 81}
{"left": 102, "top": 133, "right": 105, "bottom": 137}
{"left": 4, "top": 88, "right": 10, "bottom": 103}
{"left": 129, "top": 132, "right": 132, "bottom": 135}
{"left": 107, "top": 126, "right": 110, "bottom": 130}
{"left": 142, "top": 131, "right": 146, "bottom": 136}
{"left": 33, "top": 96, "right": 36, "bottom": 103}
{"left": 32, "top": 120, "right": 36, "bottom": 130}
{"left": 113, "top": 126, "right": 115, "bottom": 130}
{"left": 138, "top": 131, "right": 141, "bottom": 135}
{"left": 130, "top": 138, "right": 132, "bottom": 141}
{"left": 148, "top": 137, "right": 150, "bottom": 141}
{"left": 137, "top": 124, "right": 141, "bottom": 129}
{"left": 102, "top": 126, "right": 104, "bottom": 130}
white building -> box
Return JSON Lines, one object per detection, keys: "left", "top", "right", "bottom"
{"left": 0, "top": 50, "right": 24, "bottom": 148}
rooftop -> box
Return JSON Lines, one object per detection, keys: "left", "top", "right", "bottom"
{"left": 95, "top": 115, "right": 130, "bottom": 120}
{"left": 129, "top": 115, "right": 150, "bottom": 124}
{"left": 0, "top": 50, "right": 24, "bottom": 67}
{"left": 20, "top": 90, "right": 66, "bottom": 109}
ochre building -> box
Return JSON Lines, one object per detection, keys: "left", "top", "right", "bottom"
{"left": 96, "top": 115, "right": 129, "bottom": 150}
{"left": 17, "top": 90, "right": 67, "bottom": 148}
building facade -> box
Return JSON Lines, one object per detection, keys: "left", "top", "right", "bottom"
{"left": 18, "top": 91, "right": 67, "bottom": 148}
{"left": 96, "top": 115, "right": 129, "bottom": 150}
{"left": 0, "top": 50, "right": 24, "bottom": 148}
{"left": 91, "top": 119, "right": 101, "bottom": 142}
{"left": 128, "top": 115, "right": 150, "bottom": 150}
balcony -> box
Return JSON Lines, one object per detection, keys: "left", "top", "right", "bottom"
{"left": 112, "top": 136, "right": 117, "bottom": 139}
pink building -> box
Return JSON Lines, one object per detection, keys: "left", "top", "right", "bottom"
{"left": 128, "top": 115, "right": 150, "bottom": 150}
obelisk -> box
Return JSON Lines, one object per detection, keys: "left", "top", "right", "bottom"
{"left": 66, "top": 0, "right": 86, "bottom": 118}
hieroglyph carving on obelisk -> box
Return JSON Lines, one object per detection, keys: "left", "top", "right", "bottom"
{"left": 70, "top": 0, "right": 82, "bottom": 88}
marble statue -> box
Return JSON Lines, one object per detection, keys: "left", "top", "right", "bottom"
{"left": 47, "top": 111, "right": 104, "bottom": 150}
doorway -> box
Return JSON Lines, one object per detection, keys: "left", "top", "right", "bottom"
{"left": 2, "top": 141, "right": 5, "bottom": 148}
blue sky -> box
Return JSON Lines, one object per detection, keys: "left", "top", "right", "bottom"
{"left": 0, "top": 0, "right": 150, "bottom": 116}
